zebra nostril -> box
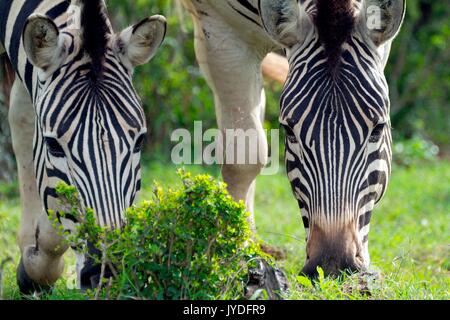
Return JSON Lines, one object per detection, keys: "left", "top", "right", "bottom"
{"left": 355, "top": 253, "right": 365, "bottom": 266}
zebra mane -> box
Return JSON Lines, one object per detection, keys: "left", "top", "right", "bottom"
{"left": 314, "top": 0, "right": 355, "bottom": 73}
{"left": 79, "top": 0, "right": 111, "bottom": 80}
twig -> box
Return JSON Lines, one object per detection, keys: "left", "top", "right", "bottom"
{"left": 94, "top": 244, "right": 107, "bottom": 300}
{"left": 105, "top": 277, "right": 113, "bottom": 300}
{"left": 106, "top": 261, "right": 118, "bottom": 278}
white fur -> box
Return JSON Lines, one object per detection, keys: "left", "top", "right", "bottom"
{"left": 358, "top": 0, "right": 406, "bottom": 47}
{"left": 23, "top": 14, "right": 67, "bottom": 74}
{"left": 114, "top": 15, "right": 166, "bottom": 70}
{"left": 259, "top": 0, "right": 312, "bottom": 47}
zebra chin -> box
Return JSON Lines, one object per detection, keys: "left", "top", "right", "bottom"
{"left": 301, "top": 224, "right": 367, "bottom": 278}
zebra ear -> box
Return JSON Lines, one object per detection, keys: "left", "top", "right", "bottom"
{"left": 23, "top": 14, "right": 66, "bottom": 71}
{"left": 114, "top": 15, "right": 166, "bottom": 69}
{"left": 359, "top": 0, "right": 406, "bottom": 46}
{"left": 259, "top": 0, "right": 308, "bottom": 47}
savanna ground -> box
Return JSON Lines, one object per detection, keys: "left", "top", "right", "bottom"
{"left": 0, "top": 160, "right": 448, "bottom": 300}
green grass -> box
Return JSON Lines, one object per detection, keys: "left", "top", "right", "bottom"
{"left": 0, "top": 161, "right": 449, "bottom": 300}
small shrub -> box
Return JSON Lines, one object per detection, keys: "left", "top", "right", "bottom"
{"left": 55, "top": 170, "right": 268, "bottom": 300}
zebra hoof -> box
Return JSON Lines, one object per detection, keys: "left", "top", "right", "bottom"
{"left": 79, "top": 259, "right": 114, "bottom": 291}
{"left": 245, "top": 258, "right": 289, "bottom": 300}
{"left": 16, "top": 257, "right": 52, "bottom": 296}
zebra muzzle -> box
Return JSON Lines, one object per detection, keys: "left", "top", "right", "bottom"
{"left": 302, "top": 224, "right": 365, "bottom": 278}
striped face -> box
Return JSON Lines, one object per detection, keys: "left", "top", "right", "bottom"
{"left": 259, "top": 0, "right": 405, "bottom": 276}
{"left": 34, "top": 37, "right": 147, "bottom": 228}
{"left": 14, "top": 3, "right": 167, "bottom": 229}
{"left": 281, "top": 35, "right": 392, "bottom": 275}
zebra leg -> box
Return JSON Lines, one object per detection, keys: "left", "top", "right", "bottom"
{"left": 9, "top": 79, "right": 68, "bottom": 294}
{"left": 9, "top": 79, "right": 41, "bottom": 254}
{"left": 190, "top": 12, "right": 269, "bottom": 234}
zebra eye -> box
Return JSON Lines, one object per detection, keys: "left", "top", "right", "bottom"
{"left": 45, "top": 137, "right": 65, "bottom": 158}
{"left": 133, "top": 133, "right": 146, "bottom": 153}
{"left": 369, "top": 124, "right": 385, "bottom": 143}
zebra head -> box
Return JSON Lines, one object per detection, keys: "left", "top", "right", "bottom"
{"left": 260, "top": 0, "right": 405, "bottom": 276}
{"left": 21, "top": 1, "right": 166, "bottom": 228}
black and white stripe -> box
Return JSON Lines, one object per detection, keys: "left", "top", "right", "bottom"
{"left": 226, "top": 0, "right": 263, "bottom": 27}
{"left": 280, "top": 1, "right": 392, "bottom": 253}
{"left": 1, "top": 0, "right": 146, "bottom": 227}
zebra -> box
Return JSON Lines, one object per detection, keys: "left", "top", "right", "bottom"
{"left": 0, "top": 0, "right": 166, "bottom": 293}
{"left": 181, "top": 0, "right": 405, "bottom": 277}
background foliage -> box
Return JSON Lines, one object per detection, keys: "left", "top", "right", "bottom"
{"left": 386, "top": 0, "right": 449, "bottom": 153}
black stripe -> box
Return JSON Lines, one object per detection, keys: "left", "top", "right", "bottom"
{"left": 228, "top": 3, "right": 261, "bottom": 27}
{"left": 358, "top": 211, "right": 372, "bottom": 230}
{"left": 45, "top": 1, "right": 70, "bottom": 21}
{"left": 302, "top": 216, "right": 309, "bottom": 229}
{"left": 0, "top": 0, "right": 13, "bottom": 47}
{"left": 9, "top": 0, "right": 41, "bottom": 71}
{"left": 236, "top": 0, "right": 259, "bottom": 15}
{"left": 24, "top": 60, "right": 33, "bottom": 93}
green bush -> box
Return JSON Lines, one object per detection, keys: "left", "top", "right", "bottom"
{"left": 54, "top": 170, "right": 267, "bottom": 300}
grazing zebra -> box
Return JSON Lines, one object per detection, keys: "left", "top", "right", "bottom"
{"left": 0, "top": 0, "right": 166, "bottom": 293}
{"left": 181, "top": 0, "right": 405, "bottom": 276}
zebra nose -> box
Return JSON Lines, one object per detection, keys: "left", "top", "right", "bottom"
{"left": 301, "top": 255, "right": 362, "bottom": 278}
{"left": 302, "top": 225, "right": 364, "bottom": 278}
